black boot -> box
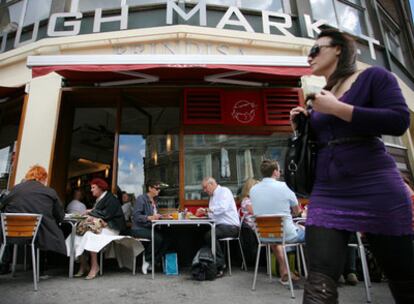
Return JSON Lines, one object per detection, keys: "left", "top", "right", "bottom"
{"left": 388, "top": 280, "right": 414, "bottom": 304}
{"left": 303, "top": 271, "right": 338, "bottom": 304}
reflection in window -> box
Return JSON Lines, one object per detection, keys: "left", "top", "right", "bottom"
{"left": 184, "top": 0, "right": 284, "bottom": 12}
{"left": 0, "top": 97, "right": 23, "bottom": 191}
{"left": 119, "top": 104, "right": 179, "bottom": 208}
{"left": 381, "top": 12, "right": 405, "bottom": 65}
{"left": 310, "top": 0, "right": 368, "bottom": 36}
{"left": 0, "top": 0, "right": 51, "bottom": 32}
{"left": 184, "top": 134, "right": 289, "bottom": 200}
{"left": 336, "top": 1, "right": 366, "bottom": 36}
{"left": 0, "top": 146, "right": 13, "bottom": 190}
{"left": 75, "top": 0, "right": 167, "bottom": 12}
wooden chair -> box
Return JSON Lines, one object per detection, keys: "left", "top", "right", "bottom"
{"left": 0, "top": 213, "right": 42, "bottom": 291}
{"left": 251, "top": 214, "right": 307, "bottom": 299}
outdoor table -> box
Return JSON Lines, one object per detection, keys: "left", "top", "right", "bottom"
{"left": 63, "top": 215, "right": 86, "bottom": 278}
{"left": 151, "top": 218, "right": 216, "bottom": 279}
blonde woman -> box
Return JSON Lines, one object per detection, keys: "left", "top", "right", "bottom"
{"left": 240, "top": 178, "right": 258, "bottom": 229}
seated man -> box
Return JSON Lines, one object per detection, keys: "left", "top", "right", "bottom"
{"left": 130, "top": 180, "right": 171, "bottom": 274}
{"left": 250, "top": 159, "right": 305, "bottom": 285}
{"left": 196, "top": 177, "right": 240, "bottom": 278}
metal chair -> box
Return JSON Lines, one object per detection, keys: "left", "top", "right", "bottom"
{"left": 251, "top": 214, "right": 307, "bottom": 299}
{"left": 132, "top": 237, "right": 151, "bottom": 275}
{"left": 348, "top": 232, "right": 372, "bottom": 303}
{"left": 218, "top": 214, "right": 247, "bottom": 275}
{"left": 0, "top": 213, "right": 42, "bottom": 291}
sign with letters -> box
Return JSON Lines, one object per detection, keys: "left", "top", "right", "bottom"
{"left": 1, "top": 0, "right": 380, "bottom": 59}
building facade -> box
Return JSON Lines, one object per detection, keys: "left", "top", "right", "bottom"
{"left": 0, "top": 0, "right": 413, "bottom": 208}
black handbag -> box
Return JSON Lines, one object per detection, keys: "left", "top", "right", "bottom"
{"left": 284, "top": 112, "right": 317, "bottom": 197}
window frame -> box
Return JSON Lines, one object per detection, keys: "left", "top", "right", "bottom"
{"left": 310, "top": 0, "right": 373, "bottom": 38}
{"left": 378, "top": 5, "right": 406, "bottom": 65}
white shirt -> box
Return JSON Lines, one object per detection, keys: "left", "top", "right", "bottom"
{"left": 121, "top": 202, "right": 133, "bottom": 221}
{"left": 250, "top": 178, "right": 299, "bottom": 242}
{"left": 208, "top": 185, "right": 240, "bottom": 226}
{"left": 66, "top": 199, "right": 86, "bottom": 215}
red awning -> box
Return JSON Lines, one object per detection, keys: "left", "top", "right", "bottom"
{"left": 28, "top": 55, "right": 311, "bottom": 86}
{"left": 32, "top": 64, "right": 310, "bottom": 78}
{"left": 32, "top": 64, "right": 310, "bottom": 86}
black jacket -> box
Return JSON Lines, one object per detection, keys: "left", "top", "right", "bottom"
{"left": 3, "top": 180, "right": 66, "bottom": 255}
{"left": 89, "top": 191, "right": 126, "bottom": 233}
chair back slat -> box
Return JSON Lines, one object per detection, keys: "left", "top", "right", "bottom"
{"left": 1, "top": 213, "right": 42, "bottom": 239}
{"left": 255, "top": 215, "right": 284, "bottom": 239}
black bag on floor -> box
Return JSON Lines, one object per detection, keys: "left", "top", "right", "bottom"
{"left": 191, "top": 247, "right": 217, "bottom": 281}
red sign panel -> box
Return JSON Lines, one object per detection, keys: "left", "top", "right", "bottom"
{"left": 222, "top": 91, "right": 263, "bottom": 126}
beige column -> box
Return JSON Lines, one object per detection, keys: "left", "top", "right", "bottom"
{"left": 14, "top": 72, "right": 62, "bottom": 183}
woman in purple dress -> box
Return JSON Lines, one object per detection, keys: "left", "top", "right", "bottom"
{"left": 290, "top": 29, "right": 414, "bottom": 303}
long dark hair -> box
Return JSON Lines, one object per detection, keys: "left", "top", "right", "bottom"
{"left": 318, "top": 29, "right": 357, "bottom": 90}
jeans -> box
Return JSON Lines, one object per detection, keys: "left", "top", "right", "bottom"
{"left": 306, "top": 225, "right": 414, "bottom": 282}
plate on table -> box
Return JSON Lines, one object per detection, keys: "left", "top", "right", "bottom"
{"left": 188, "top": 216, "right": 209, "bottom": 220}
{"left": 65, "top": 214, "right": 87, "bottom": 220}
{"left": 159, "top": 216, "right": 173, "bottom": 220}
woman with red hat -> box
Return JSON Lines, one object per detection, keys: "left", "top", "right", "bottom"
{"left": 66, "top": 178, "right": 126, "bottom": 280}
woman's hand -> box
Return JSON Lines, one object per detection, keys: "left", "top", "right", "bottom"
{"left": 312, "top": 90, "right": 354, "bottom": 122}
{"left": 289, "top": 106, "right": 308, "bottom": 130}
{"left": 148, "top": 214, "right": 161, "bottom": 221}
{"left": 82, "top": 209, "right": 92, "bottom": 216}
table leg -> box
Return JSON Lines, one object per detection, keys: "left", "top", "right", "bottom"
{"left": 69, "top": 222, "right": 76, "bottom": 278}
{"left": 211, "top": 223, "right": 216, "bottom": 262}
{"left": 151, "top": 223, "right": 155, "bottom": 280}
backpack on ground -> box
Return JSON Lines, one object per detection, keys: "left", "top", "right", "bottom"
{"left": 191, "top": 247, "right": 217, "bottom": 281}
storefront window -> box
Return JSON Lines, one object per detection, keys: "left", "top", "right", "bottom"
{"left": 381, "top": 10, "right": 405, "bottom": 65}
{"left": 0, "top": 0, "right": 51, "bottom": 32}
{"left": 184, "top": 134, "right": 289, "bottom": 200}
{"left": 74, "top": 0, "right": 166, "bottom": 12}
{"left": 118, "top": 105, "right": 179, "bottom": 208}
{"left": 67, "top": 107, "right": 116, "bottom": 207}
{"left": 310, "top": 0, "right": 368, "bottom": 36}
{"left": 186, "top": 0, "right": 285, "bottom": 12}
{"left": 0, "top": 95, "right": 23, "bottom": 191}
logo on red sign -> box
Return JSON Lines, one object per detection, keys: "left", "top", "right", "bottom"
{"left": 231, "top": 100, "right": 257, "bottom": 124}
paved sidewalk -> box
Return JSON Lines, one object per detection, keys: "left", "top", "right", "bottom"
{"left": 0, "top": 267, "right": 393, "bottom": 304}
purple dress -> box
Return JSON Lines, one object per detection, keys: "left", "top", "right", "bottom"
{"left": 306, "top": 67, "right": 412, "bottom": 236}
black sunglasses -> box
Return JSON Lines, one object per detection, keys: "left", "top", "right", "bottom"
{"left": 152, "top": 186, "right": 161, "bottom": 190}
{"left": 308, "top": 44, "right": 335, "bottom": 58}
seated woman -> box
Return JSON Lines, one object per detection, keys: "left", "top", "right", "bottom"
{"left": 67, "top": 178, "right": 126, "bottom": 280}
{"left": 239, "top": 178, "right": 258, "bottom": 265}
{"left": 1, "top": 165, "right": 66, "bottom": 275}
{"left": 130, "top": 180, "right": 171, "bottom": 274}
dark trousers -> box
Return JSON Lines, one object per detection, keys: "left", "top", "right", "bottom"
{"left": 344, "top": 234, "right": 357, "bottom": 275}
{"left": 306, "top": 226, "right": 414, "bottom": 301}
{"left": 204, "top": 224, "right": 239, "bottom": 269}
{"left": 130, "top": 226, "right": 171, "bottom": 263}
